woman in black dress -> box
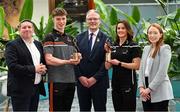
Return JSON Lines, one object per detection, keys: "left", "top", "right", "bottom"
{"left": 105, "top": 20, "right": 141, "bottom": 111}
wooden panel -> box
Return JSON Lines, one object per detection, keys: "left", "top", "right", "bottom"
{"left": 48, "top": 0, "right": 94, "bottom": 22}
{"left": 48, "top": 0, "right": 55, "bottom": 15}
{"left": 88, "top": 0, "right": 95, "bottom": 9}
{"left": 0, "top": 0, "right": 24, "bottom": 39}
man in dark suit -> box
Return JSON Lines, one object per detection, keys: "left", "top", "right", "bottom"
{"left": 5, "top": 20, "right": 47, "bottom": 111}
{"left": 75, "top": 9, "right": 109, "bottom": 111}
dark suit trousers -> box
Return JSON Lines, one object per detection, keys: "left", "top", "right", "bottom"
{"left": 77, "top": 82, "right": 107, "bottom": 111}
{"left": 48, "top": 83, "right": 75, "bottom": 111}
{"left": 11, "top": 85, "right": 39, "bottom": 111}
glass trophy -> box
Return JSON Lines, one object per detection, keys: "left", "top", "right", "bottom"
{"left": 72, "top": 38, "right": 80, "bottom": 61}
{"left": 105, "top": 38, "right": 113, "bottom": 61}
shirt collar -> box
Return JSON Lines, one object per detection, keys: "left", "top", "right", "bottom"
{"left": 53, "top": 28, "right": 66, "bottom": 36}
{"left": 22, "top": 38, "right": 34, "bottom": 44}
{"left": 88, "top": 29, "right": 99, "bottom": 37}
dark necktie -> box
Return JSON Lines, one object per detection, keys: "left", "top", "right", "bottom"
{"left": 88, "top": 33, "right": 93, "bottom": 54}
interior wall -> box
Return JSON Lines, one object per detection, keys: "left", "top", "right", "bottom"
{"left": 32, "top": 0, "right": 49, "bottom": 28}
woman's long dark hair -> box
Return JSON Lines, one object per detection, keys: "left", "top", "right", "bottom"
{"left": 147, "top": 23, "right": 164, "bottom": 58}
{"left": 115, "top": 20, "right": 134, "bottom": 44}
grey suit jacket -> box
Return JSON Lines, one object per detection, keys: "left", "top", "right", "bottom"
{"left": 138, "top": 44, "right": 174, "bottom": 102}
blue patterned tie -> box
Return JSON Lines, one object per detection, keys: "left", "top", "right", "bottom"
{"left": 88, "top": 33, "right": 93, "bottom": 54}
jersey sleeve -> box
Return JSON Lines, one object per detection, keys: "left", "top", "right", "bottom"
{"left": 43, "top": 34, "right": 54, "bottom": 54}
{"left": 130, "top": 42, "right": 142, "bottom": 59}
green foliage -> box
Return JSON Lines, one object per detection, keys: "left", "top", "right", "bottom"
{"left": 0, "top": 0, "right": 34, "bottom": 42}
{"left": 132, "top": 6, "right": 140, "bottom": 23}
{"left": 19, "top": 0, "right": 33, "bottom": 21}
{"left": 94, "top": 0, "right": 180, "bottom": 79}
{"left": 94, "top": 0, "right": 143, "bottom": 41}
{"left": 0, "top": 0, "right": 34, "bottom": 72}
{"left": 155, "top": 0, "right": 166, "bottom": 9}
{"left": 4, "top": 21, "right": 17, "bottom": 40}
{"left": 33, "top": 16, "right": 52, "bottom": 41}
{"left": 155, "top": 0, "right": 180, "bottom": 79}
{"left": 0, "top": 66, "right": 8, "bottom": 71}
{"left": 0, "top": 0, "right": 179, "bottom": 77}
{"left": 169, "top": 53, "right": 180, "bottom": 79}
{"left": 175, "top": 8, "right": 180, "bottom": 21}
{"left": 0, "top": 7, "right": 5, "bottom": 38}
{"left": 0, "top": 0, "right": 79, "bottom": 72}
{"left": 0, "top": 7, "right": 7, "bottom": 72}
{"left": 65, "top": 22, "right": 79, "bottom": 37}
{"left": 109, "top": 6, "right": 118, "bottom": 26}
{"left": 32, "top": 2, "right": 78, "bottom": 41}
{"left": 95, "top": 0, "right": 115, "bottom": 40}
{"left": 33, "top": 15, "right": 79, "bottom": 41}
{"left": 44, "top": 15, "right": 54, "bottom": 36}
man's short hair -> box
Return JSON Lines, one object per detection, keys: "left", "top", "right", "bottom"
{"left": 52, "top": 8, "right": 68, "bottom": 17}
{"left": 17, "top": 19, "right": 34, "bottom": 28}
{"left": 86, "top": 9, "right": 100, "bottom": 19}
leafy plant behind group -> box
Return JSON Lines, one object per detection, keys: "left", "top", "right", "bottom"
{"left": 0, "top": 7, "right": 7, "bottom": 72}
{"left": 33, "top": 2, "right": 79, "bottom": 41}
{"left": 94, "top": 0, "right": 145, "bottom": 43}
{"left": 155, "top": 0, "right": 180, "bottom": 79}
{"left": 0, "top": 0, "right": 179, "bottom": 77}
{"left": 19, "top": 0, "right": 33, "bottom": 21}
{"left": 0, "top": 7, "right": 5, "bottom": 38}
{"left": 94, "top": 0, "right": 180, "bottom": 79}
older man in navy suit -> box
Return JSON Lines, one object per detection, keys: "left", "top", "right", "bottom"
{"left": 75, "top": 9, "right": 109, "bottom": 111}
{"left": 5, "top": 20, "right": 46, "bottom": 111}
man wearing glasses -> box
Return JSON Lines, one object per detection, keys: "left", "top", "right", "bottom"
{"left": 75, "top": 9, "right": 109, "bottom": 111}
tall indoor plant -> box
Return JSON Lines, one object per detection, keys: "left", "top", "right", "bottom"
{"left": 94, "top": 0, "right": 180, "bottom": 79}
{"left": 0, "top": 0, "right": 79, "bottom": 71}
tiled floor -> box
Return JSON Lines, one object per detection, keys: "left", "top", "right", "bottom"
{"left": 38, "top": 88, "right": 178, "bottom": 112}
{"left": 0, "top": 88, "right": 178, "bottom": 112}
{"left": 38, "top": 88, "right": 114, "bottom": 111}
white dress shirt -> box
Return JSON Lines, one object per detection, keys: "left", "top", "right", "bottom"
{"left": 145, "top": 55, "right": 154, "bottom": 77}
{"left": 23, "top": 39, "right": 41, "bottom": 84}
{"left": 88, "top": 29, "right": 99, "bottom": 50}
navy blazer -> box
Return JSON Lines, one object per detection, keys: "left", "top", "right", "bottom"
{"left": 75, "top": 30, "right": 109, "bottom": 88}
{"left": 5, "top": 37, "right": 46, "bottom": 97}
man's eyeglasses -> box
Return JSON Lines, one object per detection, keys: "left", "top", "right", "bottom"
{"left": 87, "top": 18, "right": 99, "bottom": 21}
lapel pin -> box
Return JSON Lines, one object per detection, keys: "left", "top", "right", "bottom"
{"left": 97, "top": 38, "right": 100, "bottom": 42}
